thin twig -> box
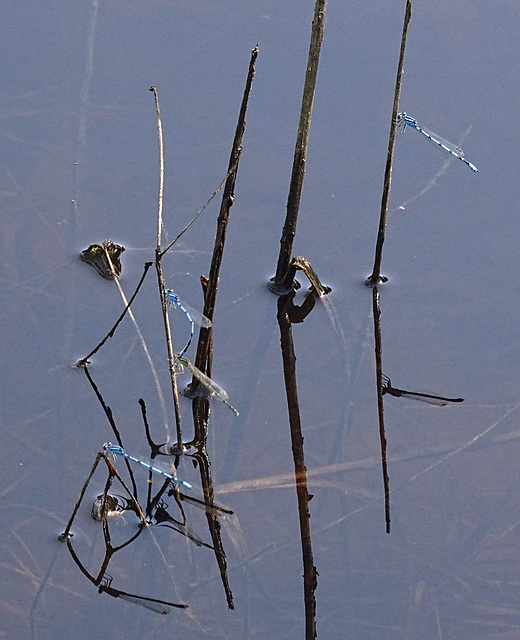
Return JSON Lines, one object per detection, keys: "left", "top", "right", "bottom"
{"left": 82, "top": 366, "right": 140, "bottom": 498}
{"left": 99, "top": 245, "right": 170, "bottom": 435}
{"left": 157, "top": 260, "right": 183, "bottom": 445}
{"left": 75, "top": 261, "right": 153, "bottom": 366}
{"left": 159, "top": 164, "right": 237, "bottom": 259}
{"left": 149, "top": 85, "right": 183, "bottom": 446}
{"left": 149, "top": 86, "right": 164, "bottom": 249}
{"left": 59, "top": 452, "right": 104, "bottom": 541}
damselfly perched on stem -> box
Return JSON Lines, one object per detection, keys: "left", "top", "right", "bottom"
{"left": 103, "top": 443, "right": 193, "bottom": 489}
{"left": 397, "top": 112, "right": 478, "bottom": 173}
{"left": 165, "top": 290, "right": 211, "bottom": 358}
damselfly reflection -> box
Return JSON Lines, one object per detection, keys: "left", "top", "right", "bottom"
{"left": 152, "top": 501, "right": 213, "bottom": 548}
{"left": 382, "top": 375, "right": 464, "bottom": 407}
{"left": 167, "top": 485, "right": 234, "bottom": 517}
{"left": 98, "top": 575, "right": 188, "bottom": 614}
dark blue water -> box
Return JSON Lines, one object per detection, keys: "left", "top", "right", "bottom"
{"left": 1, "top": 2, "right": 520, "bottom": 638}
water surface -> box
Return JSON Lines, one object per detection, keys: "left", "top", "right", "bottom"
{"left": 1, "top": 2, "right": 519, "bottom": 639}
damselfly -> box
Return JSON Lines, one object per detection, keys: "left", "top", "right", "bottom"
{"left": 165, "top": 290, "right": 212, "bottom": 358}
{"left": 382, "top": 375, "right": 464, "bottom": 407}
{"left": 103, "top": 443, "right": 192, "bottom": 489}
{"left": 174, "top": 354, "right": 239, "bottom": 416}
{"left": 397, "top": 112, "right": 478, "bottom": 173}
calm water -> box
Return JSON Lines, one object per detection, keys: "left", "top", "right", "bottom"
{"left": 1, "top": 1, "right": 520, "bottom": 638}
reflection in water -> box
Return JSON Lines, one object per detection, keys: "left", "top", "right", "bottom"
{"left": 98, "top": 576, "right": 182, "bottom": 615}
{"left": 60, "top": 438, "right": 234, "bottom": 614}
{"left": 277, "top": 288, "right": 319, "bottom": 639}
{"left": 390, "top": 127, "right": 473, "bottom": 214}
{"left": 371, "top": 284, "right": 467, "bottom": 533}
{"left": 382, "top": 374, "right": 464, "bottom": 406}
{"left": 59, "top": 449, "right": 190, "bottom": 614}
{"left": 152, "top": 501, "right": 213, "bottom": 549}
{"left": 61, "top": 348, "right": 238, "bottom": 612}
{"left": 65, "top": 536, "right": 188, "bottom": 615}
{"left": 372, "top": 286, "right": 391, "bottom": 533}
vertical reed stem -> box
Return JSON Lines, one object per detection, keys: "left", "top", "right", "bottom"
{"left": 366, "top": 0, "right": 412, "bottom": 286}
{"left": 269, "top": 0, "right": 327, "bottom": 294}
